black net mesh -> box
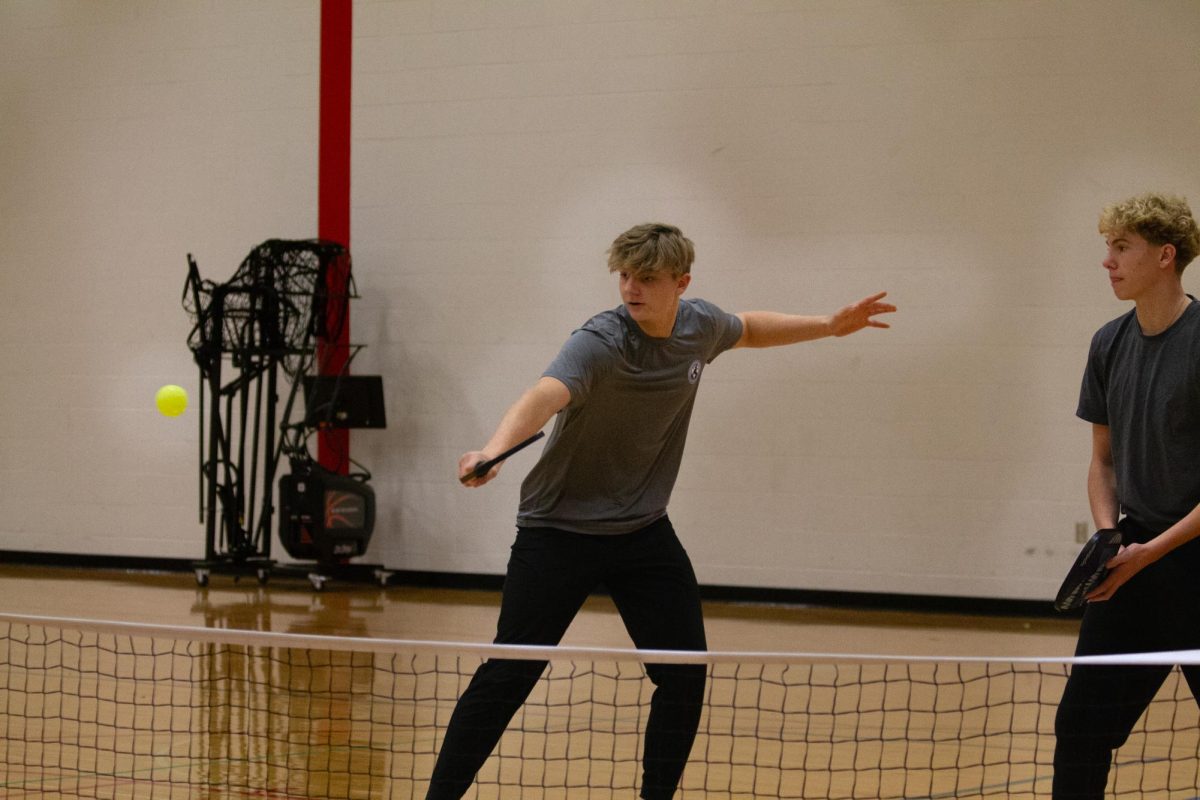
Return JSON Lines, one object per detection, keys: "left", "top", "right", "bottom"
{"left": 1, "top": 618, "right": 1198, "bottom": 799}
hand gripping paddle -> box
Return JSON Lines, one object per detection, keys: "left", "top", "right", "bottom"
{"left": 460, "top": 431, "right": 545, "bottom": 484}
{"left": 1054, "top": 528, "right": 1122, "bottom": 612}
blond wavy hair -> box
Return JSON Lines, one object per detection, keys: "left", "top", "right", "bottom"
{"left": 1099, "top": 192, "right": 1200, "bottom": 272}
{"left": 607, "top": 223, "right": 695, "bottom": 278}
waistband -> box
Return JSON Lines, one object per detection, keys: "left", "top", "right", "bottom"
{"left": 1117, "top": 517, "right": 1157, "bottom": 545}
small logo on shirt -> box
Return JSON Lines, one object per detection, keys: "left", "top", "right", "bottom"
{"left": 688, "top": 360, "right": 703, "bottom": 384}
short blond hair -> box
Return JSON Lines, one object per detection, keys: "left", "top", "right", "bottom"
{"left": 1099, "top": 192, "right": 1200, "bottom": 272}
{"left": 607, "top": 223, "right": 694, "bottom": 278}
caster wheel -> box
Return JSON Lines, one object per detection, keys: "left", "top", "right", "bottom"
{"left": 194, "top": 569, "right": 210, "bottom": 588}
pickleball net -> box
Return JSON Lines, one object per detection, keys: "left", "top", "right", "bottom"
{"left": 0, "top": 612, "right": 1197, "bottom": 799}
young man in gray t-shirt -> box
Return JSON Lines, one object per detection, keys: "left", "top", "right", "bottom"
{"left": 427, "top": 223, "right": 895, "bottom": 800}
{"left": 1055, "top": 193, "right": 1200, "bottom": 799}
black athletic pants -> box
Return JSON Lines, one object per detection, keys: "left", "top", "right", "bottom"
{"left": 425, "top": 516, "right": 708, "bottom": 800}
{"left": 1053, "top": 520, "right": 1200, "bottom": 799}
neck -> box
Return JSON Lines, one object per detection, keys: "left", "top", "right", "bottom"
{"left": 1136, "top": 288, "right": 1190, "bottom": 336}
{"left": 634, "top": 302, "right": 679, "bottom": 339}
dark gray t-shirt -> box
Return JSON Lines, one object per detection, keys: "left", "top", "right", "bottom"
{"left": 517, "top": 298, "right": 743, "bottom": 534}
{"left": 1077, "top": 299, "right": 1200, "bottom": 533}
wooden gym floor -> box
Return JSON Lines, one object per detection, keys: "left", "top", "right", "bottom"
{"left": 0, "top": 562, "right": 1079, "bottom": 657}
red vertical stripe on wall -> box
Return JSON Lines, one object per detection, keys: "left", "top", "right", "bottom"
{"left": 318, "top": 0, "right": 352, "bottom": 474}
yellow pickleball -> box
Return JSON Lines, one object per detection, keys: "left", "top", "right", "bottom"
{"left": 155, "top": 384, "right": 188, "bottom": 417}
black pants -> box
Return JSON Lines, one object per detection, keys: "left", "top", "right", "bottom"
{"left": 1053, "top": 521, "right": 1200, "bottom": 799}
{"left": 426, "top": 516, "right": 707, "bottom": 800}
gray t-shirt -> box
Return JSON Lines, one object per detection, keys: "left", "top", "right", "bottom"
{"left": 1077, "top": 299, "right": 1200, "bottom": 534}
{"left": 517, "top": 298, "right": 743, "bottom": 534}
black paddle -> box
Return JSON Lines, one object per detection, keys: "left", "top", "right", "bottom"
{"left": 1054, "top": 528, "right": 1123, "bottom": 612}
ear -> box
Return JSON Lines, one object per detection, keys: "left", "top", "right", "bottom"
{"left": 1160, "top": 243, "right": 1177, "bottom": 270}
{"left": 675, "top": 273, "right": 692, "bottom": 295}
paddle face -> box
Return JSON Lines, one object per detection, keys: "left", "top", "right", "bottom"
{"left": 1054, "top": 528, "right": 1123, "bottom": 612}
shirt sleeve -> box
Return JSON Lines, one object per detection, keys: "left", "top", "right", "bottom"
{"left": 542, "top": 329, "right": 613, "bottom": 404}
{"left": 693, "top": 298, "right": 743, "bottom": 362}
{"left": 1077, "top": 328, "right": 1109, "bottom": 425}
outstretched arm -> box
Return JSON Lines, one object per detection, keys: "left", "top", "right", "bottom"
{"left": 459, "top": 376, "right": 570, "bottom": 487}
{"left": 733, "top": 292, "right": 895, "bottom": 349}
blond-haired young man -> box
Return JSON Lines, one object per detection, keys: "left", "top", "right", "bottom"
{"left": 427, "top": 223, "right": 894, "bottom": 800}
{"left": 1055, "top": 192, "right": 1200, "bottom": 798}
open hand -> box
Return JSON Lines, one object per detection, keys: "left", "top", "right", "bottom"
{"left": 830, "top": 291, "right": 896, "bottom": 337}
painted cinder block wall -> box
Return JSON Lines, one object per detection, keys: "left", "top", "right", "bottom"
{"left": 2, "top": 1, "right": 1197, "bottom": 600}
